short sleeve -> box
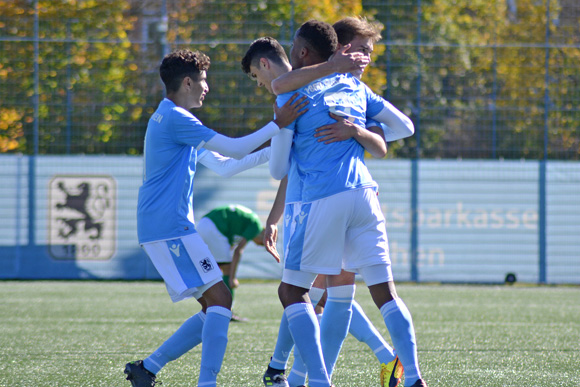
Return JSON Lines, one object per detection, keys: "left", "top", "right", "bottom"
{"left": 171, "top": 107, "right": 217, "bottom": 150}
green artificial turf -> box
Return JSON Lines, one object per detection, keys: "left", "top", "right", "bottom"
{"left": 0, "top": 281, "right": 578, "bottom": 386}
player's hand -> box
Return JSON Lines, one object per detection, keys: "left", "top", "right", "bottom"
{"left": 314, "top": 112, "right": 361, "bottom": 143}
{"left": 329, "top": 44, "right": 370, "bottom": 74}
{"left": 273, "top": 93, "right": 308, "bottom": 128}
{"left": 229, "top": 277, "right": 239, "bottom": 289}
{"left": 263, "top": 223, "right": 280, "bottom": 262}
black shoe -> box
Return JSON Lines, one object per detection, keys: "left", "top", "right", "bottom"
{"left": 124, "top": 360, "right": 161, "bottom": 386}
{"left": 262, "top": 365, "right": 289, "bottom": 387}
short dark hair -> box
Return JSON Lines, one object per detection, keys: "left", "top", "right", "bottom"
{"left": 241, "top": 37, "right": 289, "bottom": 75}
{"left": 333, "top": 16, "right": 383, "bottom": 46}
{"left": 296, "top": 20, "right": 338, "bottom": 61}
{"left": 159, "top": 49, "right": 210, "bottom": 93}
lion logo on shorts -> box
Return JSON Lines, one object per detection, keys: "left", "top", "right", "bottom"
{"left": 199, "top": 258, "right": 214, "bottom": 273}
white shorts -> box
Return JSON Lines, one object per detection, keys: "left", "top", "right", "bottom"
{"left": 196, "top": 217, "right": 232, "bottom": 264}
{"left": 285, "top": 187, "right": 390, "bottom": 275}
{"left": 141, "top": 233, "right": 223, "bottom": 302}
{"left": 283, "top": 202, "right": 301, "bottom": 262}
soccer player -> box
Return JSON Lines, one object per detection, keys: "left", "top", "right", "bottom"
{"left": 242, "top": 36, "right": 388, "bottom": 387}
{"left": 260, "top": 21, "right": 426, "bottom": 387}
{"left": 265, "top": 16, "right": 406, "bottom": 387}
{"left": 124, "top": 48, "right": 306, "bottom": 387}
{"left": 196, "top": 203, "right": 266, "bottom": 321}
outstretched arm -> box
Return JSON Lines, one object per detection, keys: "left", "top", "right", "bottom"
{"left": 271, "top": 45, "right": 369, "bottom": 95}
{"left": 198, "top": 147, "right": 270, "bottom": 177}
{"left": 204, "top": 93, "right": 307, "bottom": 159}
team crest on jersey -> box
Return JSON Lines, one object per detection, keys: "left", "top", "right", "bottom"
{"left": 199, "top": 258, "right": 214, "bottom": 273}
{"left": 48, "top": 175, "right": 116, "bottom": 260}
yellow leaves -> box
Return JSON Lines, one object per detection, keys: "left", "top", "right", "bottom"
{"left": 97, "top": 122, "right": 113, "bottom": 142}
{"left": 0, "top": 108, "right": 25, "bottom": 152}
{"left": 131, "top": 107, "right": 143, "bottom": 122}
{"left": 73, "top": 55, "right": 86, "bottom": 66}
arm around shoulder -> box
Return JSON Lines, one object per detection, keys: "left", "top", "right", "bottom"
{"left": 371, "top": 102, "right": 415, "bottom": 142}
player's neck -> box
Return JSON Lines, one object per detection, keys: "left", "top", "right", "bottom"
{"left": 166, "top": 92, "right": 192, "bottom": 110}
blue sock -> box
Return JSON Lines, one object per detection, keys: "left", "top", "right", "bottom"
{"left": 285, "top": 303, "right": 330, "bottom": 387}
{"left": 319, "top": 284, "right": 355, "bottom": 378}
{"left": 269, "top": 313, "right": 294, "bottom": 370}
{"left": 349, "top": 300, "right": 396, "bottom": 364}
{"left": 287, "top": 288, "right": 324, "bottom": 387}
{"left": 287, "top": 345, "right": 307, "bottom": 387}
{"left": 143, "top": 311, "right": 206, "bottom": 374}
{"left": 381, "top": 298, "right": 421, "bottom": 385}
{"left": 198, "top": 306, "right": 231, "bottom": 387}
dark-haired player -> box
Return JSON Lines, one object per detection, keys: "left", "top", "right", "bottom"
{"left": 124, "top": 49, "right": 306, "bottom": 387}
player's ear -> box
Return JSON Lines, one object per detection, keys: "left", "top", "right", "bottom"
{"left": 260, "top": 57, "right": 269, "bottom": 69}
{"left": 182, "top": 76, "right": 191, "bottom": 90}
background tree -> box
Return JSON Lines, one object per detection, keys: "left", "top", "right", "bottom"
{"left": 1, "top": 0, "right": 578, "bottom": 159}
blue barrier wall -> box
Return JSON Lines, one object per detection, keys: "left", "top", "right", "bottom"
{"left": 0, "top": 155, "right": 578, "bottom": 284}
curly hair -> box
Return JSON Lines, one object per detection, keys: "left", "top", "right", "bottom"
{"left": 296, "top": 20, "right": 337, "bottom": 61}
{"left": 333, "top": 16, "right": 383, "bottom": 46}
{"left": 241, "top": 37, "right": 289, "bottom": 75}
{"left": 159, "top": 49, "right": 211, "bottom": 93}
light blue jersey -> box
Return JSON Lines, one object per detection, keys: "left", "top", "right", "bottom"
{"left": 277, "top": 73, "right": 388, "bottom": 202}
{"left": 137, "top": 98, "right": 217, "bottom": 244}
{"left": 285, "top": 157, "right": 302, "bottom": 204}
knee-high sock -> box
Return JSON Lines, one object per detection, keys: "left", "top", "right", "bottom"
{"left": 143, "top": 311, "right": 206, "bottom": 374}
{"left": 349, "top": 300, "right": 396, "bottom": 364}
{"left": 287, "top": 286, "right": 324, "bottom": 386}
{"left": 287, "top": 345, "right": 307, "bottom": 387}
{"left": 381, "top": 298, "right": 421, "bottom": 385}
{"left": 320, "top": 284, "right": 355, "bottom": 378}
{"left": 198, "top": 306, "right": 231, "bottom": 387}
{"left": 269, "top": 313, "right": 294, "bottom": 370}
{"left": 285, "top": 303, "right": 330, "bottom": 387}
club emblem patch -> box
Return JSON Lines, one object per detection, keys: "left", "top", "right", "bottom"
{"left": 199, "top": 258, "right": 214, "bottom": 273}
{"left": 48, "top": 175, "right": 116, "bottom": 260}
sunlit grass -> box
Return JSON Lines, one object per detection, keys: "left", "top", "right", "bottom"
{"left": 0, "top": 281, "right": 578, "bottom": 386}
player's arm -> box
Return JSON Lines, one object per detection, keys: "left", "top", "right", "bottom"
{"left": 264, "top": 176, "right": 287, "bottom": 262}
{"left": 271, "top": 45, "right": 369, "bottom": 95}
{"left": 268, "top": 126, "right": 293, "bottom": 179}
{"left": 314, "top": 113, "right": 387, "bottom": 158}
{"left": 198, "top": 147, "right": 270, "bottom": 177}
{"left": 229, "top": 238, "right": 248, "bottom": 289}
{"left": 367, "top": 91, "right": 415, "bottom": 141}
{"left": 204, "top": 94, "right": 307, "bottom": 159}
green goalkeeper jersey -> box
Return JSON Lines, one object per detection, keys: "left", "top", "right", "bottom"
{"left": 202, "top": 204, "right": 263, "bottom": 246}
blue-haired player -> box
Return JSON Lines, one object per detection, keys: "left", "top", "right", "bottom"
{"left": 124, "top": 49, "right": 306, "bottom": 387}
